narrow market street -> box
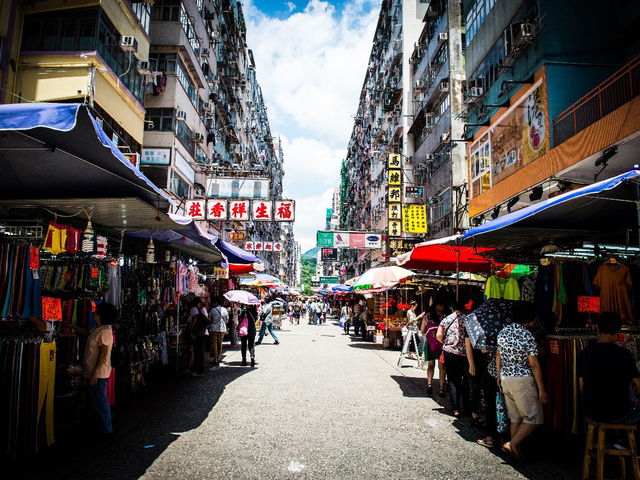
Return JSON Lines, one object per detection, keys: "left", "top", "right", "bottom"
{"left": 17, "top": 316, "right": 576, "bottom": 480}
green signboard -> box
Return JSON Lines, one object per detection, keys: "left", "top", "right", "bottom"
{"left": 317, "top": 231, "right": 334, "bottom": 247}
{"left": 319, "top": 276, "right": 339, "bottom": 284}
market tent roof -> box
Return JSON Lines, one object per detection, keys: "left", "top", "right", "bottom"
{"left": 124, "top": 214, "right": 225, "bottom": 264}
{"left": 461, "top": 168, "right": 640, "bottom": 248}
{"left": 0, "top": 103, "right": 174, "bottom": 210}
{"left": 396, "top": 244, "right": 495, "bottom": 273}
{"left": 214, "top": 238, "right": 260, "bottom": 264}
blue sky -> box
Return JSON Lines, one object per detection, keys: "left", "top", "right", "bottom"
{"left": 245, "top": 0, "right": 380, "bottom": 253}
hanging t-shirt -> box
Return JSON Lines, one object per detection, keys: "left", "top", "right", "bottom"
{"left": 593, "top": 263, "right": 633, "bottom": 323}
{"left": 485, "top": 275, "right": 521, "bottom": 300}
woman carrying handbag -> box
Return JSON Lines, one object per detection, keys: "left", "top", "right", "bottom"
{"left": 238, "top": 305, "right": 258, "bottom": 367}
{"left": 421, "top": 301, "right": 447, "bottom": 397}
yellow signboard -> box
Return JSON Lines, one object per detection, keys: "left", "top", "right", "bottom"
{"left": 402, "top": 204, "right": 427, "bottom": 234}
{"left": 388, "top": 203, "right": 401, "bottom": 219}
{"left": 388, "top": 220, "right": 402, "bottom": 237}
{"left": 388, "top": 187, "right": 402, "bottom": 203}
{"left": 388, "top": 153, "right": 401, "bottom": 169}
{"left": 388, "top": 169, "right": 402, "bottom": 185}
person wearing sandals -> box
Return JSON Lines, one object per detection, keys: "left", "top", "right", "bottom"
{"left": 474, "top": 346, "right": 499, "bottom": 449}
{"left": 437, "top": 302, "right": 469, "bottom": 417}
{"left": 496, "top": 302, "right": 548, "bottom": 461}
{"left": 420, "top": 302, "right": 446, "bottom": 396}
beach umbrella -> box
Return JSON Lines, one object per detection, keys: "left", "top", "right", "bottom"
{"left": 224, "top": 290, "right": 261, "bottom": 305}
{"left": 464, "top": 299, "right": 519, "bottom": 350}
{"left": 352, "top": 266, "right": 416, "bottom": 291}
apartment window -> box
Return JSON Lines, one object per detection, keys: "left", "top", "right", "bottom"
{"left": 470, "top": 140, "right": 491, "bottom": 198}
{"left": 439, "top": 94, "right": 450, "bottom": 116}
{"left": 430, "top": 189, "right": 452, "bottom": 221}
{"left": 96, "top": 12, "right": 145, "bottom": 104}
{"left": 149, "top": 53, "right": 178, "bottom": 73}
{"left": 169, "top": 169, "right": 191, "bottom": 199}
{"left": 145, "top": 108, "right": 174, "bottom": 131}
{"left": 176, "top": 60, "right": 199, "bottom": 107}
{"left": 466, "top": 0, "right": 497, "bottom": 45}
{"left": 151, "top": 0, "right": 181, "bottom": 21}
{"left": 22, "top": 8, "right": 98, "bottom": 51}
{"left": 130, "top": 2, "right": 151, "bottom": 35}
{"left": 179, "top": 3, "right": 200, "bottom": 54}
{"left": 176, "top": 119, "right": 195, "bottom": 157}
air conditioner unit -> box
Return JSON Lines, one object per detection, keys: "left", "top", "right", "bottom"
{"left": 469, "top": 86, "right": 484, "bottom": 97}
{"left": 136, "top": 61, "right": 150, "bottom": 75}
{"left": 120, "top": 36, "right": 138, "bottom": 53}
{"left": 176, "top": 110, "right": 187, "bottom": 122}
{"left": 439, "top": 80, "right": 450, "bottom": 92}
{"left": 441, "top": 132, "right": 451, "bottom": 143}
{"left": 438, "top": 32, "right": 448, "bottom": 43}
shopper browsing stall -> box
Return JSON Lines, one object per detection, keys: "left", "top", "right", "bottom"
{"left": 578, "top": 312, "right": 640, "bottom": 424}
{"left": 209, "top": 297, "right": 228, "bottom": 370}
{"left": 421, "top": 301, "right": 446, "bottom": 397}
{"left": 437, "top": 302, "right": 469, "bottom": 417}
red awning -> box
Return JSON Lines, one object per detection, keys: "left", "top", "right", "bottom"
{"left": 397, "top": 244, "right": 495, "bottom": 273}
{"left": 229, "top": 263, "right": 255, "bottom": 275}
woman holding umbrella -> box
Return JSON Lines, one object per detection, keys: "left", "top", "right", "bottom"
{"left": 224, "top": 290, "right": 261, "bottom": 367}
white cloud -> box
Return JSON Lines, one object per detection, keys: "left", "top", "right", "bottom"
{"left": 285, "top": 1, "right": 296, "bottom": 12}
{"left": 245, "top": 0, "right": 379, "bottom": 253}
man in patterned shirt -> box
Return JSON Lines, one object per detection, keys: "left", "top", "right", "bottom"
{"left": 496, "top": 302, "right": 548, "bottom": 461}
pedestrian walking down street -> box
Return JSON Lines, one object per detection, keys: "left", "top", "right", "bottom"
{"left": 353, "top": 299, "right": 364, "bottom": 336}
{"left": 190, "top": 297, "right": 211, "bottom": 377}
{"left": 238, "top": 305, "right": 257, "bottom": 367}
{"left": 321, "top": 301, "right": 328, "bottom": 323}
{"left": 256, "top": 298, "right": 280, "bottom": 345}
{"left": 82, "top": 302, "right": 117, "bottom": 437}
{"left": 209, "top": 297, "right": 228, "bottom": 370}
{"left": 420, "top": 301, "right": 446, "bottom": 397}
{"left": 312, "top": 299, "right": 321, "bottom": 325}
{"left": 497, "top": 302, "right": 548, "bottom": 461}
{"left": 437, "top": 302, "right": 469, "bottom": 418}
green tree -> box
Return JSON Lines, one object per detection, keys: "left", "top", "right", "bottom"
{"left": 301, "top": 285, "right": 314, "bottom": 296}
{"left": 300, "top": 257, "right": 317, "bottom": 286}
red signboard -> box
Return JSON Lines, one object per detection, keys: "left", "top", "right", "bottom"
{"left": 577, "top": 296, "right": 600, "bottom": 313}
{"left": 42, "top": 297, "right": 62, "bottom": 321}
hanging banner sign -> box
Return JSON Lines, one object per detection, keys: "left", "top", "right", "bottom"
{"left": 273, "top": 242, "right": 283, "bottom": 252}
{"left": 388, "top": 153, "right": 401, "bottom": 168}
{"left": 245, "top": 241, "right": 254, "bottom": 251}
{"left": 42, "top": 297, "right": 62, "bottom": 321}
{"left": 252, "top": 200, "right": 273, "bottom": 221}
{"left": 316, "top": 231, "right": 382, "bottom": 248}
{"left": 263, "top": 242, "right": 273, "bottom": 252}
{"left": 185, "top": 199, "right": 206, "bottom": 220}
{"left": 229, "top": 200, "right": 250, "bottom": 220}
{"left": 274, "top": 200, "right": 295, "bottom": 221}
{"left": 388, "top": 169, "right": 402, "bottom": 185}
{"left": 207, "top": 199, "right": 228, "bottom": 220}
{"left": 402, "top": 204, "right": 428, "bottom": 234}
{"left": 389, "top": 203, "right": 401, "bottom": 220}
{"left": 388, "top": 187, "right": 402, "bottom": 203}
{"left": 254, "top": 241, "right": 264, "bottom": 251}
{"left": 228, "top": 232, "right": 244, "bottom": 241}
{"left": 388, "top": 221, "right": 402, "bottom": 237}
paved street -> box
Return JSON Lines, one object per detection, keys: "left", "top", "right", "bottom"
{"left": 18, "top": 317, "right": 577, "bottom": 480}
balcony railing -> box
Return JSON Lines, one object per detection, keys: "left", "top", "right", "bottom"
{"left": 553, "top": 55, "right": 640, "bottom": 146}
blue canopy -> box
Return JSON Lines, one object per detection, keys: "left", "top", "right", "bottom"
{"left": 462, "top": 168, "right": 640, "bottom": 248}
{"left": 215, "top": 238, "right": 260, "bottom": 264}
{"left": 0, "top": 102, "right": 174, "bottom": 209}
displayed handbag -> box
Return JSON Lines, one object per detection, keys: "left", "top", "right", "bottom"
{"left": 239, "top": 314, "right": 249, "bottom": 337}
{"left": 496, "top": 386, "right": 510, "bottom": 434}
{"left": 424, "top": 322, "right": 443, "bottom": 355}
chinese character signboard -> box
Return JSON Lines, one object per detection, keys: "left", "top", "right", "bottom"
{"left": 254, "top": 241, "right": 263, "bottom": 251}
{"left": 387, "top": 239, "right": 418, "bottom": 258}
{"left": 245, "top": 241, "right": 254, "bottom": 251}
{"left": 229, "top": 200, "right": 250, "bottom": 220}
{"left": 273, "top": 242, "right": 283, "bottom": 252}
{"left": 252, "top": 201, "right": 272, "bottom": 221}
{"left": 388, "top": 221, "right": 402, "bottom": 237}
{"left": 388, "top": 187, "right": 402, "bottom": 203}
{"left": 185, "top": 199, "right": 206, "bottom": 220}
{"left": 274, "top": 200, "right": 295, "bottom": 221}
{"left": 263, "top": 242, "right": 273, "bottom": 252}
{"left": 388, "top": 153, "right": 401, "bottom": 169}
{"left": 42, "top": 297, "right": 62, "bottom": 321}
{"left": 389, "top": 203, "right": 401, "bottom": 220}
{"left": 207, "top": 199, "right": 227, "bottom": 220}
{"left": 577, "top": 296, "right": 600, "bottom": 313}
{"left": 321, "top": 248, "right": 338, "bottom": 261}
{"left": 214, "top": 266, "right": 229, "bottom": 279}
{"left": 388, "top": 170, "right": 402, "bottom": 185}
{"left": 402, "top": 204, "right": 427, "bottom": 234}
{"left": 228, "top": 232, "right": 244, "bottom": 241}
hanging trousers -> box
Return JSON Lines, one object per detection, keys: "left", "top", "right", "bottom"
{"left": 36, "top": 342, "right": 56, "bottom": 449}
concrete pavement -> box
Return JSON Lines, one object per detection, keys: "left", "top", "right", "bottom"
{"left": 18, "top": 316, "right": 578, "bottom": 479}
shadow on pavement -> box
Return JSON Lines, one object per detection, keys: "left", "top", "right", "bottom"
{"left": 347, "top": 342, "right": 384, "bottom": 350}
{"left": 390, "top": 374, "right": 428, "bottom": 398}
{"left": 10, "top": 366, "right": 251, "bottom": 480}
